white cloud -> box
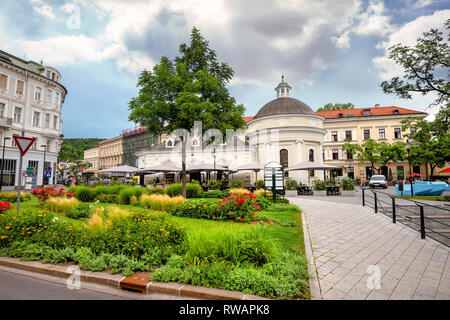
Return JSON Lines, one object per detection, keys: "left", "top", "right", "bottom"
{"left": 413, "top": 0, "right": 434, "bottom": 8}
{"left": 332, "top": 31, "right": 351, "bottom": 50}
{"left": 33, "top": 4, "right": 55, "bottom": 19}
{"left": 353, "top": 0, "right": 395, "bottom": 36}
{"left": 373, "top": 9, "right": 450, "bottom": 80}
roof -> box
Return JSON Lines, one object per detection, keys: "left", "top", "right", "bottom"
{"left": 316, "top": 106, "right": 426, "bottom": 119}
{"left": 0, "top": 49, "right": 44, "bottom": 74}
{"left": 243, "top": 116, "right": 254, "bottom": 123}
{"left": 254, "top": 97, "right": 316, "bottom": 119}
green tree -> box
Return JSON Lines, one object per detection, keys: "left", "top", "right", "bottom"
{"left": 317, "top": 102, "right": 355, "bottom": 112}
{"left": 69, "top": 160, "right": 92, "bottom": 177}
{"left": 58, "top": 138, "right": 103, "bottom": 161}
{"left": 401, "top": 110, "right": 450, "bottom": 179}
{"left": 342, "top": 139, "right": 406, "bottom": 175}
{"left": 380, "top": 19, "right": 449, "bottom": 109}
{"left": 128, "top": 27, "right": 245, "bottom": 197}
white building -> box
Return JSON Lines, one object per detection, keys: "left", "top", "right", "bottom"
{"left": 137, "top": 78, "right": 326, "bottom": 185}
{"left": 0, "top": 50, "right": 66, "bottom": 190}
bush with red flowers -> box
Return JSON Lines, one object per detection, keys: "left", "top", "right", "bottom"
{"left": 32, "top": 187, "right": 74, "bottom": 202}
{"left": 0, "top": 201, "right": 12, "bottom": 212}
{"left": 218, "top": 192, "right": 261, "bottom": 223}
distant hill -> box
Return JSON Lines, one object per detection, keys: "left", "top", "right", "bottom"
{"left": 58, "top": 138, "right": 103, "bottom": 161}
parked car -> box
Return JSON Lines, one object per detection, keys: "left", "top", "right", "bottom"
{"left": 369, "top": 175, "right": 387, "bottom": 189}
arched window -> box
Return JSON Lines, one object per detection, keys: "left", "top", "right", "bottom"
{"left": 309, "top": 149, "right": 314, "bottom": 162}
{"left": 167, "top": 140, "right": 172, "bottom": 147}
{"left": 280, "top": 149, "right": 288, "bottom": 168}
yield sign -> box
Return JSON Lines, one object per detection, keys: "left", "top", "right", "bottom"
{"left": 13, "top": 136, "right": 35, "bottom": 156}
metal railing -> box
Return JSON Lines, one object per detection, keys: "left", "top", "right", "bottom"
{"left": 361, "top": 187, "right": 450, "bottom": 247}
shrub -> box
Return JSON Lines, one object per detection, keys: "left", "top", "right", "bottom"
{"left": 255, "top": 180, "right": 265, "bottom": 189}
{"left": 94, "top": 194, "right": 118, "bottom": 203}
{"left": 255, "top": 196, "right": 271, "bottom": 210}
{"left": 254, "top": 189, "right": 265, "bottom": 197}
{"left": 94, "top": 185, "right": 124, "bottom": 196}
{"left": 166, "top": 183, "right": 202, "bottom": 198}
{"left": 343, "top": 179, "right": 355, "bottom": 191}
{"left": 146, "top": 187, "right": 165, "bottom": 195}
{"left": 169, "top": 199, "right": 221, "bottom": 220}
{"left": 207, "top": 180, "right": 221, "bottom": 190}
{"left": 201, "top": 190, "right": 229, "bottom": 199}
{"left": 0, "top": 201, "right": 13, "bottom": 212}
{"left": 312, "top": 179, "right": 326, "bottom": 191}
{"left": 218, "top": 192, "right": 261, "bottom": 222}
{"left": 263, "top": 203, "right": 300, "bottom": 212}
{"left": 0, "top": 192, "right": 31, "bottom": 203}
{"left": 231, "top": 180, "right": 243, "bottom": 188}
{"left": 32, "top": 187, "right": 73, "bottom": 202}
{"left": 286, "top": 180, "right": 298, "bottom": 190}
{"left": 66, "top": 203, "right": 92, "bottom": 219}
{"left": 139, "top": 194, "right": 185, "bottom": 211}
{"left": 118, "top": 187, "right": 144, "bottom": 204}
{"left": 44, "top": 197, "right": 80, "bottom": 214}
{"left": 75, "top": 186, "right": 94, "bottom": 202}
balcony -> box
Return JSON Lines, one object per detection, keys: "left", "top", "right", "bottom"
{"left": 0, "top": 116, "right": 12, "bottom": 127}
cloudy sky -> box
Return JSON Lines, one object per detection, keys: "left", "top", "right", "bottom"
{"left": 1, "top": 0, "right": 449, "bottom": 138}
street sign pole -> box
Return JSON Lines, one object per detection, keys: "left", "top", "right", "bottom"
{"left": 17, "top": 153, "right": 23, "bottom": 213}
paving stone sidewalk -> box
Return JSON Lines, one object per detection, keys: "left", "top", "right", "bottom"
{"left": 289, "top": 197, "right": 450, "bottom": 300}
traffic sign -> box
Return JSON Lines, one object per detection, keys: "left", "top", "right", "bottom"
{"left": 26, "top": 167, "right": 34, "bottom": 175}
{"left": 13, "top": 136, "right": 35, "bottom": 156}
{"left": 45, "top": 171, "right": 52, "bottom": 178}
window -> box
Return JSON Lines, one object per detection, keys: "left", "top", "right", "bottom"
{"left": 0, "top": 103, "right": 4, "bottom": 117}
{"left": 45, "top": 113, "right": 50, "bottom": 128}
{"left": 309, "top": 149, "right": 314, "bottom": 162}
{"left": 378, "top": 128, "right": 386, "bottom": 140}
{"left": 55, "top": 92, "right": 60, "bottom": 105}
{"left": 32, "top": 111, "right": 40, "bottom": 127}
{"left": 47, "top": 90, "right": 52, "bottom": 103}
{"left": 280, "top": 149, "right": 288, "bottom": 168}
{"left": 347, "top": 151, "right": 353, "bottom": 160}
{"left": 16, "top": 80, "right": 24, "bottom": 95}
{"left": 394, "top": 128, "right": 402, "bottom": 139}
{"left": 0, "top": 159, "right": 16, "bottom": 187}
{"left": 35, "top": 86, "right": 42, "bottom": 101}
{"left": 331, "top": 131, "right": 338, "bottom": 142}
{"left": 393, "top": 109, "right": 399, "bottom": 115}
{"left": 0, "top": 74, "right": 7, "bottom": 90}
{"left": 53, "top": 115, "right": 58, "bottom": 129}
{"left": 332, "top": 149, "right": 339, "bottom": 160}
{"left": 338, "top": 113, "right": 343, "bottom": 118}
{"left": 46, "top": 70, "right": 51, "bottom": 78}
{"left": 345, "top": 130, "right": 352, "bottom": 140}
{"left": 14, "top": 107, "right": 21, "bottom": 123}
{"left": 363, "top": 129, "right": 370, "bottom": 140}
{"left": 363, "top": 109, "right": 370, "bottom": 116}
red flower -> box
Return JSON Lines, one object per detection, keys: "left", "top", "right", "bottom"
{"left": 239, "top": 218, "right": 244, "bottom": 222}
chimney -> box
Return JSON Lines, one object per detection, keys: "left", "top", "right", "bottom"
{"left": 375, "top": 104, "right": 380, "bottom": 107}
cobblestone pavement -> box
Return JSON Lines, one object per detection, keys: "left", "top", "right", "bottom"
{"left": 289, "top": 197, "right": 450, "bottom": 300}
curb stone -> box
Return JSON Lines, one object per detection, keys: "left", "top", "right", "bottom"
{"left": 0, "top": 256, "right": 269, "bottom": 300}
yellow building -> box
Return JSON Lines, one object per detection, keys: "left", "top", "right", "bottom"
{"left": 317, "top": 106, "right": 429, "bottom": 183}
{"left": 83, "top": 146, "right": 99, "bottom": 176}
{"left": 98, "top": 135, "right": 123, "bottom": 170}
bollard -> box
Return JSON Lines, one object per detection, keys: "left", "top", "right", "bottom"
{"left": 392, "top": 197, "right": 396, "bottom": 223}
{"left": 419, "top": 205, "right": 425, "bottom": 239}
{"left": 374, "top": 192, "right": 378, "bottom": 213}
{"left": 362, "top": 189, "right": 365, "bottom": 206}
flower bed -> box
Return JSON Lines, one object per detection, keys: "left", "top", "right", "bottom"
{"left": 32, "top": 187, "right": 75, "bottom": 202}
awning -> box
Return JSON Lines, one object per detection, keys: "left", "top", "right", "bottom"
{"left": 231, "top": 162, "right": 265, "bottom": 172}
{"left": 286, "top": 161, "right": 339, "bottom": 171}
{"left": 186, "top": 163, "right": 228, "bottom": 172}
{"left": 137, "top": 159, "right": 181, "bottom": 173}
{"left": 97, "top": 165, "right": 139, "bottom": 174}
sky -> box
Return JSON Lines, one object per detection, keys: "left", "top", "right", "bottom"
{"left": 0, "top": 0, "right": 449, "bottom": 138}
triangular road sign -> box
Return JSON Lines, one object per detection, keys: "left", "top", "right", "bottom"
{"left": 13, "top": 136, "right": 36, "bottom": 156}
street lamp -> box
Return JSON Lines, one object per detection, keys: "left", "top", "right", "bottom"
{"left": 41, "top": 144, "right": 47, "bottom": 187}
{"left": 406, "top": 139, "right": 414, "bottom": 197}
{"left": 0, "top": 137, "right": 11, "bottom": 191}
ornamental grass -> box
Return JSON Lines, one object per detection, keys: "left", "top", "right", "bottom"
{"left": 254, "top": 189, "right": 265, "bottom": 197}
{"left": 228, "top": 188, "right": 250, "bottom": 197}
{"left": 44, "top": 197, "right": 80, "bottom": 214}
{"left": 140, "top": 194, "right": 185, "bottom": 211}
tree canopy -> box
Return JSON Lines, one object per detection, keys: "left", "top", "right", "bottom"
{"left": 342, "top": 139, "right": 406, "bottom": 175}
{"left": 128, "top": 27, "right": 245, "bottom": 197}
{"left": 58, "top": 138, "right": 103, "bottom": 162}
{"left": 380, "top": 19, "right": 450, "bottom": 109}
{"left": 317, "top": 102, "right": 355, "bottom": 112}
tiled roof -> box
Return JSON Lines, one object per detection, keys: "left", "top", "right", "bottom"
{"left": 243, "top": 116, "right": 254, "bottom": 123}
{"left": 315, "top": 106, "right": 426, "bottom": 119}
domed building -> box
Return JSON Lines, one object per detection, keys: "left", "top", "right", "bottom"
{"left": 246, "top": 77, "right": 326, "bottom": 183}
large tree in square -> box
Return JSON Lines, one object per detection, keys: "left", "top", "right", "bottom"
{"left": 128, "top": 27, "right": 245, "bottom": 197}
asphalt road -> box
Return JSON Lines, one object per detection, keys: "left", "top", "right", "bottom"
{"left": 0, "top": 266, "right": 193, "bottom": 300}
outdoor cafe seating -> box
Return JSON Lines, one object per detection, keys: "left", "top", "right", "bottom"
{"left": 297, "top": 184, "right": 313, "bottom": 195}
{"left": 326, "top": 185, "right": 340, "bottom": 195}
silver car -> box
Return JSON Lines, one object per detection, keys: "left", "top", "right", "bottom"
{"left": 369, "top": 175, "right": 387, "bottom": 189}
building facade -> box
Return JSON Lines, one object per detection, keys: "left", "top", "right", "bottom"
{"left": 122, "top": 126, "right": 159, "bottom": 167}
{"left": 83, "top": 146, "right": 99, "bottom": 177}
{"left": 318, "top": 107, "right": 428, "bottom": 182}
{"left": 98, "top": 135, "right": 123, "bottom": 170}
{"left": 0, "top": 50, "right": 66, "bottom": 189}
